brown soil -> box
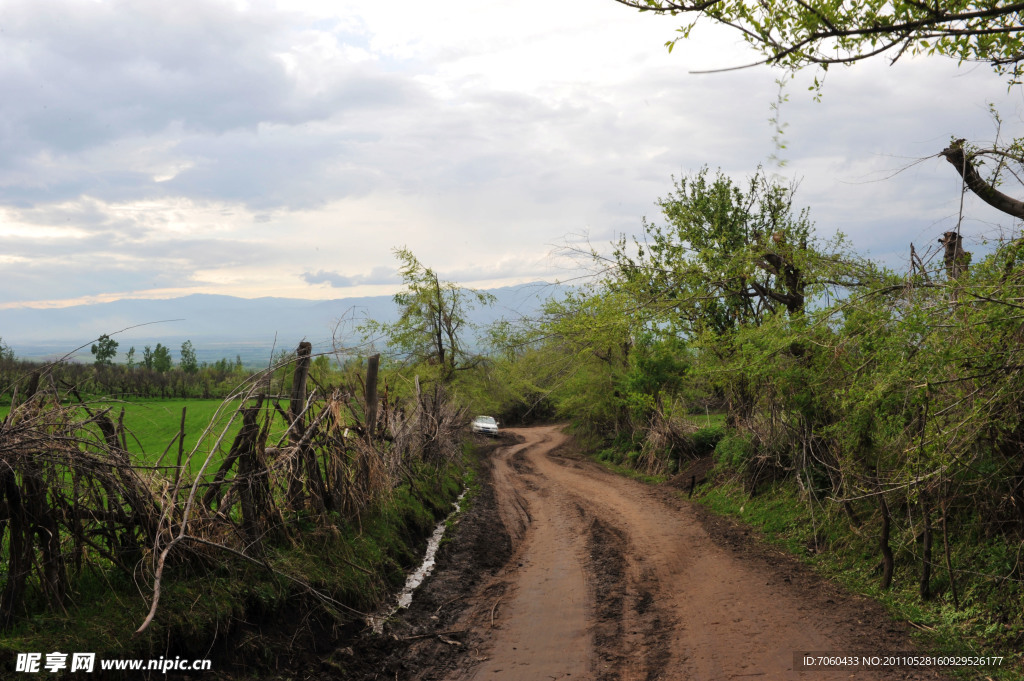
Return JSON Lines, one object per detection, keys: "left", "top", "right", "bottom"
{"left": 290, "top": 426, "right": 956, "bottom": 680}
{"left": 667, "top": 455, "right": 715, "bottom": 493}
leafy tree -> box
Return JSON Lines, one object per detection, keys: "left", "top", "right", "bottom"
{"left": 180, "top": 340, "right": 198, "bottom": 374}
{"left": 614, "top": 0, "right": 1024, "bottom": 84}
{"left": 539, "top": 284, "right": 638, "bottom": 434}
{"left": 310, "top": 354, "right": 333, "bottom": 386}
{"left": 612, "top": 166, "right": 862, "bottom": 338}
{"left": 90, "top": 334, "right": 119, "bottom": 366}
{"left": 620, "top": 333, "right": 689, "bottom": 419}
{"left": 152, "top": 343, "right": 173, "bottom": 373}
{"left": 606, "top": 168, "right": 874, "bottom": 428}
{"left": 361, "top": 247, "right": 495, "bottom": 381}
{"left": 125, "top": 346, "right": 136, "bottom": 369}
{"left": 0, "top": 337, "right": 15, "bottom": 363}
{"left": 142, "top": 345, "right": 154, "bottom": 370}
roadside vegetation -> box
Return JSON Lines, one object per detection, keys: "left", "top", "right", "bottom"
{"left": 7, "top": 0, "right": 1024, "bottom": 674}
{"left": 468, "top": 165, "right": 1024, "bottom": 676}
{"left": 0, "top": 327, "right": 471, "bottom": 672}
{"left": 6, "top": 173, "right": 1024, "bottom": 676}
{"left": 6, "top": 182, "right": 1024, "bottom": 675}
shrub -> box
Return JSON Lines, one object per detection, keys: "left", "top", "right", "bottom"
{"left": 692, "top": 425, "right": 725, "bottom": 455}
{"left": 714, "top": 431, "right": 754, "bottom": 470}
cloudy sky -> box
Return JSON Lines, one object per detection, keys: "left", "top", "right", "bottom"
{"left": 1, "top": 0, "right": 1022, "bottom": 311}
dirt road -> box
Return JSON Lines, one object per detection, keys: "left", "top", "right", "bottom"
{"left": 432, "top": 425, "right": 948, "bottom": 681}
{"left": 328, "top": 425, "right": 951, "bottom": 681}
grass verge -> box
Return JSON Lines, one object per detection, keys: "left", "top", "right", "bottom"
{"left": 0, "top": 459, "right": 468, "bottom": 679}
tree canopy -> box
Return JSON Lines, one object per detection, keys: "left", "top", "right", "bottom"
{"left": 611, "top": 167, "right": 868, "bottom": 338}
{"left": 615, "top": 0, "right": 1024, "bottom": 84}
{"left": 90, "top": 334, "right": 118, "bottom": 366}
{"left": 152, "top": 343, "right": 173, "bottom": 373}
{"left": 361, "top": 247, "right": 495, "bottom": 382}
{"left": 180, "top": 340, "right": 198, "bottom": 374}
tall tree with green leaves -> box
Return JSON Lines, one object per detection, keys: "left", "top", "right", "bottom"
{"left": 90, "top": 334, "right": 119, "bottom": 366}
{"left": 152, "top": 343, "right": 173, "bottom": 373}
{"left": 609, "top": 167, "right": 869, "bottom": 425}
{"left": 0, "top": 338, "right": 15, "bottom": 363}
{"left": 612, "top": 166, "right": 860, "bottom": 336}
{"left": 179, "top": 340, "right": 198, "bottom": 374}
{"left": 362, "top": 247, "right": 495, "bottom": 382}
{"left": 535, "top": 284, "right": 639, "bottom": 434}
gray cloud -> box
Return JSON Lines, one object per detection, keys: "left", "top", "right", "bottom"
{"left": 0, "top": 0, "right": 426, "bottom": 208}
{"left": 0, "top": 0, "right": 1020, "bottom": 310}
{"left": 2, "top": 0, "right": 774, "bottom": 217}
{"left": 303, "top": 266, "right": 401, "bottom": 288}
{"left": 0, "top": 1, "right": 374, "bottom": 143}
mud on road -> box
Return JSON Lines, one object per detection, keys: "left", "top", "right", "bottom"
{"left": 328, "top": 425, "right": 952, "bottom": 681}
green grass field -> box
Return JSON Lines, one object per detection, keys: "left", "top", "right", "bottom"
{"left": 1, "top": 398, "right": 290, "bottom": 476}
{"left": 115, "top": 398, "right": 247, "bottom": 472}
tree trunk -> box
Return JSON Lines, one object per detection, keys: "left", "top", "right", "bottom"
{"left": 174, "top": 406, "right": 186, "bottom": 489}
{"left": 878, "top": 491, "right": 894, "bottom": 590}
{"left": 942, "top": 142, "right": 1024, "bottom": 220}
{"left": 843, "top": 500, "right": 861, "bottom": 528}
{"left": 920, "top": 491, "right": 933, "bottom": 600}
{"left": 939, "top": 231, "right": 969, "bottom": 280}
{"left": 238, "top": 401, "right": 275, "bottom": 542}
{"left": 941, "top": 493, "right": 961, "bottom": 610}
{"left": 287, "top": 342, "right": 317, "bottom": 511}
{"left": 365, "top": 354, "right": 380, "bottom": 437}
{"left": 203, "top": 406, "right": 260, "bottom": 511}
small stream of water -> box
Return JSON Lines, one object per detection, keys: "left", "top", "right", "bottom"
{"left": 368, "top": 489, "right": 468, "bottom": 633}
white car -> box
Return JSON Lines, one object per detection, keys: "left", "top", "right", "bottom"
{"left": 471, "top": 415, "right": 499, "bottom": 436}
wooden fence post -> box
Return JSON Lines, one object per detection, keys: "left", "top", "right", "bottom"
{"left": 174, "top": 406, "right": 186, "bottom": 488}
{"left": 287, "top": 342, "right": 318, "bottom": 511}
{"left": 289, "top": 342, "right": 313, "bottom": 428}
{"left": 365, "top": 354, "right": 380, "bottom": 438}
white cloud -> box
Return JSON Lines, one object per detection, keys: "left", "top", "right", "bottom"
{"left": 0, "top": 0, "right": 1021, "bottom": 314}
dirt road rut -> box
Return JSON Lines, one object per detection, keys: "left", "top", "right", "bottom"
{"left": 440, "top": 425, "right": 948, "bottom": 681}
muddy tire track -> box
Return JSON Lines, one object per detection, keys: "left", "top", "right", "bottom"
{"left": 438, "top": 425, "right": 953, "bottom": 681}
{"left": 319, "top": 426, "right": 955, "bottom": 681}
{"left": 586, "top": 517, "right": 627, "bottom": 681}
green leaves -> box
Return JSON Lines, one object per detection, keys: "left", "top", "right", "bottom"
{"left": 90, "top": 334, "right": 119, "bottom": 367}
{"left": 151, "top": 343, "right": 173, "bottom": 373}
{"left": 179, "top": 340, "right": 199, "bottom": 374}
{"left": 613, "top": 166, "right": 825, "bottom": 338}
{"left": 619, "top": 0, "right": 1024, "bottom": 86}
{"left": 360, "top": 247, "right": 494, "bottom": 383}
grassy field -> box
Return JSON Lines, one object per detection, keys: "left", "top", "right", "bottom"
{"left": 117, "top": 398, "right": 247, "bottom": 472}
{"left": 1, "top": 397, "right": 290, "bottom": 475}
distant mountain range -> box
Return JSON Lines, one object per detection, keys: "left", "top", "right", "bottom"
{"left": 1, "top": 282, "right": 564, "bottom": 365}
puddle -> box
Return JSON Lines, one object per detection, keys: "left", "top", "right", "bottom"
{"left": 368, "top": 489, "right": 467, "bottom": 633}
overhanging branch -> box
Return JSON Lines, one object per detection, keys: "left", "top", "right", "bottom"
{"left": 942, "top": 142, "right": 1024, "bottom": 220}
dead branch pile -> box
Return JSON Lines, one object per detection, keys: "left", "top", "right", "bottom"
{"left": 0, "top": 374, "right": 161, "bottom": 628}
{"left": 0, "top": 344, "right": 466, "bottom": 634}
{"left": 637, "top": 410, "right": 697, "bottom": 475}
